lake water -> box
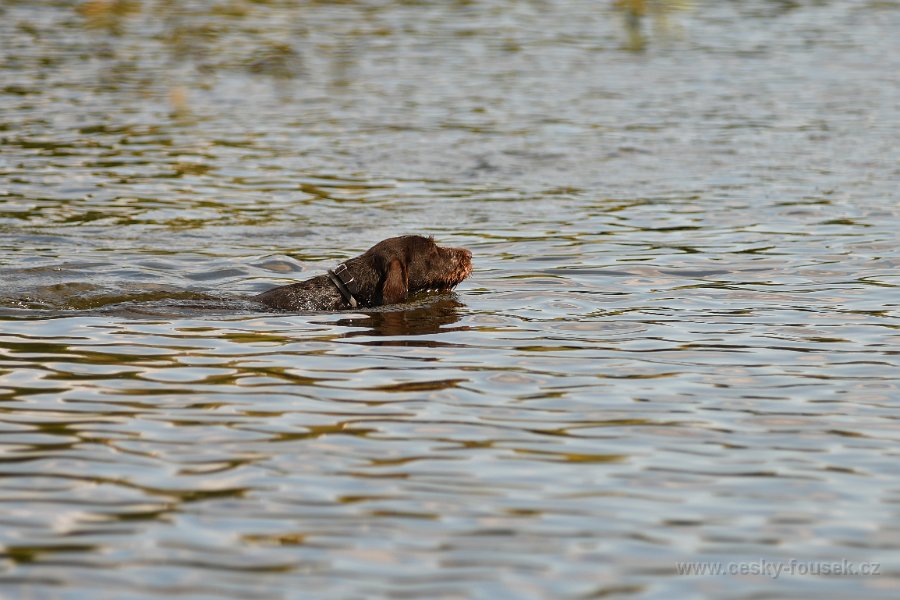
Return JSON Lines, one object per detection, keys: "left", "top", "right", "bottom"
{"left": 1, "top": 0, "right": 899, "bottom": 598}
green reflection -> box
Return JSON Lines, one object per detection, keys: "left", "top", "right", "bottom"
{"left": 4, "top": 544, "right": 99, "bottom": 564}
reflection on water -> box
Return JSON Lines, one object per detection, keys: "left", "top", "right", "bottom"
{"left": 614, "top": 0, "right": 692, "bottom": 51}
{"left": 2, "top": 0, "right": 900, "bottom": 598}
{"left": 334, "top": 297, "right": 465, "bottom": 338}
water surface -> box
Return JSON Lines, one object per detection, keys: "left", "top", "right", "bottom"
{"left": 1, "top": 0, "right": 899, "bottom": 598}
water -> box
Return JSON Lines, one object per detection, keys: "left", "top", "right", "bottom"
{"left": 2, "top": 0, "right": 899, "bottom": 598}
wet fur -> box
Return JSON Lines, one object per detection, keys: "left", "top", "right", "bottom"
{"left": 254, "top": 235, "right": 472, "bottom": 311}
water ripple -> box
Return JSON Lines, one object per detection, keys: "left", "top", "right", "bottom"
{"left": 3, "top": 0, "right": 900, "bottom": 598}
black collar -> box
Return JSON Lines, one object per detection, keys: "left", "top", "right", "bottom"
{"left": 327, "top": 263, "right": 362, "bottom": 308}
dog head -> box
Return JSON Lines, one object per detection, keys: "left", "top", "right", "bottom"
{"left": 365, "top": 235, "right": 472, "bottom": 305}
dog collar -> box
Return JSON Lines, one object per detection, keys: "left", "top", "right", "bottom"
{"left": 327, "top": 263, "right": 361, "bottom": 308}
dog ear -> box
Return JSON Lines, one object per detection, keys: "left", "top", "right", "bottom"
{"left": 382, "top": 257, "right": 408, "bottom": 304}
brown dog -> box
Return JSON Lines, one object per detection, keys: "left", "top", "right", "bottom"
{"left": 254, "top": 235, "right": 472, "bottom": 311}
